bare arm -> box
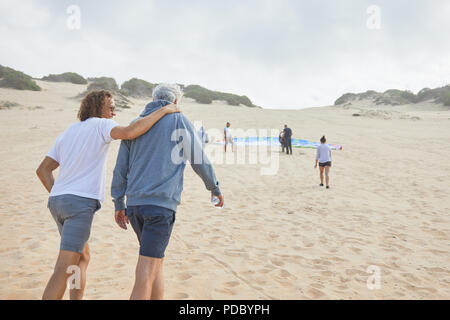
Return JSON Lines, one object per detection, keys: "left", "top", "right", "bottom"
{"left": 36, "top": 157, "right": 60, "bottom": 193}
{"left": 110, "top": 104, "right": 181, "bottom": 140}
{"left": 314, "top": 148, "right": 320, "bottom": 168}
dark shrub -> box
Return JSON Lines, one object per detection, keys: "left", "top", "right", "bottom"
{"left": 0, "top": 65, "right": 41, "bottom": 91}
{"left": 120, "top": 78, "right": 155, "bottom": 98}
{"left": 42, "top": 72, "right": 87, "bottom": 85}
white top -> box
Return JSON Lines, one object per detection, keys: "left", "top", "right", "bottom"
{"left": 316, "top": 143, "right": 332, "bottom": 163}
{"left": 224, "top": 127, "right": 231, "bottom": 138}
{"left": 47, "top": 117, "right": 119, "bottom": 202}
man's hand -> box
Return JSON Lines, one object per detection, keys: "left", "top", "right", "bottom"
{"left": 115, "top": 210, "right": 129, "bottom": 230}
{"left": 314, "top": 164, "right": 317, "bottom": 169}
{"left": 213, "top": 194, "right": 225, "bottom": 208}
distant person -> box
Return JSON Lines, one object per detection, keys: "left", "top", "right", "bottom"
{"left": 279, "top": 130, "right": 285, "bottom": 153}
{"left": 111, "top": 84, "right": 224, "bottom": 300}
{"left": 36, "top": 90, "right": 180, "bottom": 300}
{"left": 314, "top": 136, "right": 332, "bottom": 189}
{"left": 224, "top": 122, "right": 234, "bottom": 152}
{"left": 198, "top": 126, "right": 209, "bottom": 148}
{"left": 283, "top": 125, "right": 293, "bottom": 155}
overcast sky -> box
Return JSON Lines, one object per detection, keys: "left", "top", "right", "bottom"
{"left": 0, "top": 0, "right": 449, "bottom": 109}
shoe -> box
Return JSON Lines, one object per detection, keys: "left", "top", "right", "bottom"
{"left": 326, "top": 186, "right": 330, "bottom": 189}
{"left": 320, "top": 184, "right": 324, "bottom": 187}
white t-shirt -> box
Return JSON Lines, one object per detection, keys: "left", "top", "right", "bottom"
{"left": 224, "top": 127, "right": 231, "bottom": 138}
{"left": 316, "top": 144, "right": 332, "bottom": 163}
{"left": 47, "top": 117, "right": 119, "bottom": 202}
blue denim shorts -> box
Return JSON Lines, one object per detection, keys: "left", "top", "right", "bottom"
{"left": 126, "top": 205, "right": 176, "bottom": 258}
{"left": 48, "top": 194, "right": 101, "bottom": 254}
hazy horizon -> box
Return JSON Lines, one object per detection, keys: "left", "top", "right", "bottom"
{"left": 1, "top": 0, "right": 449, "bottom": 109}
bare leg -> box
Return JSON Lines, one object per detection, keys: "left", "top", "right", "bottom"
{"left": 325, "top": 166, "right": 330, "bottom": 187}
{"left": 150, "top": 262, "right": 164, "bottom": 300}
{"left": 42, "top": 250, "right": 81, "bottom": 300}
{"left": 70, "top": 243, "right": 90, "bottom": 300}
{"left": 319, "top": 167, "right": 324, "bottom": 185}
{"left": 130, "top": 255, "right": 163, "bottom": 300}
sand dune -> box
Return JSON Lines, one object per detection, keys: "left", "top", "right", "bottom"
{"left": 0, "top": 81, "right": 449, "bottom": 299}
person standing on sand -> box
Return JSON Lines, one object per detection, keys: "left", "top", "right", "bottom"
{"left": 224, "top": 122, "right": 234, "bottom": 152}
{"left": 36, "top": 90, "right": 180, "bottom": 300}
{"left": 111, "top": 84, "right": 224, "bottom": 300}
{"left": 283, "top": 124, "right": 293, "bottom": 155}
{"left": 314, "top": 136, "right": 332, "bottom": 189}
{"left": 198, "top": 125, "right": 209, "bottom": 148}
{"left": 279, "top": 130, "right": 285, "bottom": 153}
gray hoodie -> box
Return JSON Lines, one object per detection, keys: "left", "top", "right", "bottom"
{"left": 111, "top": 100, "right": 221, "bottom": 212}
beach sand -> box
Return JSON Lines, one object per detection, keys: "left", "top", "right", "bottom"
{"left": 0, "top": 80, "right": 449, "bottom": 299}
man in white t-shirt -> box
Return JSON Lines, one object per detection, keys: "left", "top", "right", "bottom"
{"left": 224, "top": 122, "right": 234, "bottom": 152}
{"left": 36, "top": 90, "right": 180, "bottom": 300}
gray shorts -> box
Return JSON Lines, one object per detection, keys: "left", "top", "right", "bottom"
{"left": 48, "top": 194, "right": 101, "bottom": 254}
{"left": 126, "top": 205, "right": 176, "bottom": 259}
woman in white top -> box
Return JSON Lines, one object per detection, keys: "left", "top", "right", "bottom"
{"left": 314, "top": 136, "right": 332, "bottom": 189}
{"left": 36, "top": 90, "right": 180, "bottom": 300}
{"left": 224, "top": 122, "right": 234, "bottom": 152}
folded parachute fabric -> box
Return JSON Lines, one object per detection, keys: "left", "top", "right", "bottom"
{"left": 213, "top": 137, "right": 343, "bottom": 150}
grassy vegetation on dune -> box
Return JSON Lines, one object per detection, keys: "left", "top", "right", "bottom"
{"left": 440, "top": 89, "right": 450, "bottom": 106}
{"left": 42, "top": 72, "right": 87, "bottom": 85}
{"left": 335, "top": 86, "right": 450, "bottom": 106}
{"left": 184, "top": 85, "right": 258, "bottom": 107}
{"left": 86, "top": 77, "right": 119, "bottom": 92}
{"left": 0, "top": 65, "right": 41, "bottom": 91}
{"left": 79, "top": 77, "right": 130, "bottom": 109}
{"left": 0, "top": 101, "right": 20, "bottom": 109}
{"left": 120, "top": 78, "right": 156, "bottom": 98}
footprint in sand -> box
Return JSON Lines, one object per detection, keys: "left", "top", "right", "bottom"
{"left": 27, "top": 242, "right": 40, "bottom": 250}
{"left": 306, "top": 287, "right": 326, "bottom": 299}
{"left": 345, "top": 268, "right": 362, "bottom": 276}
{"left": 177, "top": 273, "right": 193, "bottom": 281}
{"left": 310, "top": 283, "right": 325, "bottom": 289}
{"left": 174, "top": 292, "right": 189, "bottom": 299}
{"left": 349, "top": 247, "right": 362, "bottom": 253}
{"left": 258, "top": 268, "right": 273, "bottom": 274}
{"left": 320, "top": 270, "right": 334, "bottom": 277}
{"left": 270, "top": 258, "right": 285, "bottom": 267}
{"left": 224, "top": 281, "right": 240, "bottom": 288}
{"left": 215, "top": 287, "right": 237, "bottom": 296}
{"left": 276, "top": 269, "right": 297, "bottom": 280}
{"left": 313, "top": 259, "right": 332, "bottom": 266}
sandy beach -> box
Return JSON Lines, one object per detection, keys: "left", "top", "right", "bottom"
{"left": 0, "top": 80, "right": 449, "bottom": 300}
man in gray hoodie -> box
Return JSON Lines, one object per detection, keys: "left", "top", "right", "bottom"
{"left": 111, "top": 84, "right": 224, "bottom": 300}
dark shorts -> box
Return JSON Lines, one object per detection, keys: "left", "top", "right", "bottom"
{"left": 319, "top": 161, "right": 332, "bottom": 167}
{"left": 48, "top": 194, "right": 101, "bottom": 253}
{"left": 126, "top": 205, "right": 176, "bottom": 258}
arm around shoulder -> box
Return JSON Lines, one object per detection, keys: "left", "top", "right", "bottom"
{"left": 110, "top": 104, "right": 180, "bottom": 140}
